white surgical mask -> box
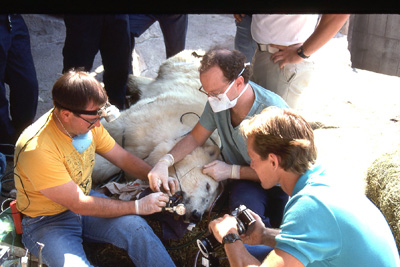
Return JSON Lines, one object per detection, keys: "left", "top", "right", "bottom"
{"left": 72, "top": 131, "right": 93, "bottom": 153}
{"left": 208, "top": 82, "right": 249, "bottom": 113}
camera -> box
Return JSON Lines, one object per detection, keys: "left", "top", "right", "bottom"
{"left": 98, "top": 102, "right": 120, "bottom": 122}
{"left": 196, "top": 205, "right": 255, "bottom": 258}
{"left": 163, "top": 191, "right": 186, "bottom": 216}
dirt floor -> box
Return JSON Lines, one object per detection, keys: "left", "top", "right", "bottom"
{"left": 1, "top": 14, "right": 400, "bottom": 266}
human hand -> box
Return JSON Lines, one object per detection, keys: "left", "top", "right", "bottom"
{"left": 240, "top": 210, "right": 266, "bottom": 245}
{"left": 208, "top": 214, "right": 239, "bottom": 243}
{"left": 269, "top": 43, "right": 304, "bottom": 68}
{"left": 202, "top": 160, "right": 240, "bottom": 182}
{"left": 135, "top": 192, "right": 169, "bottom": 215}
{"left": 148, "top": 154, "right": 174, "bottom": 194}
{"left": 233, "top": 14, "right": 246, "bottom": 22}
{"left": 166, "top": 176, "right": 179, "bottom": 196}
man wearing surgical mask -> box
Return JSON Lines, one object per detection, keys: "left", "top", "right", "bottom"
{"left": 149, "top": 48, "right": 289, "bottom": 260}
{"left": 14, "top": 70, "right": 176, "bottom": 267}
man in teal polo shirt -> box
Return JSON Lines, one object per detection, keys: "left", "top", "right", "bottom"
{"left": 208, "top": 106, "right": 400, "bottom": 266}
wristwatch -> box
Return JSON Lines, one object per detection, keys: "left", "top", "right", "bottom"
{"left": 297, "top": 45, "right": 310, "bottom": 59}
{"left": 222, "top": 233, "right": 242, "bottom": 244}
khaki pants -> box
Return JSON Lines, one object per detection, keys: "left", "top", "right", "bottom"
{"left": 251, "top": 49, "right": 315, "bottom": 108}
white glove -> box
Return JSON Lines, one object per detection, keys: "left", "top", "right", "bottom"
{"left": 135, "top": 192, "right": 169, "bottom": 215}
{"left": 202, "top": 160, "right": 240, "bottom": 182}
{"left": 148, "top": 154, "right": 174, "bottom": 194}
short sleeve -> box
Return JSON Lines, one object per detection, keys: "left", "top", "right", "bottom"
{"left": 198, "top": 102, "right": 217, "bottom": 132}
{"left": 275, "top": 194, "right": 342, "bottom": 265}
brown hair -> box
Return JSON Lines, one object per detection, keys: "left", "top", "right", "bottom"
{"left": 52, "top": 69, "right": 108, "bottom": 111}
{"left": 199, "top": 47, "right": 251, "bottom": 83}
{"left": 241, "top": 107, "right": 317, "bottom": 175}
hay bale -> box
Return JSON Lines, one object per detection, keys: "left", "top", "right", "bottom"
{"left": 365, "top": 148, "right": 400, "bottom": 253}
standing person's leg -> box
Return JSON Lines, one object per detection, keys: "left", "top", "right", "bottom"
{"left": 234, "top": 14, "right": 257, "bottom": 63}
{"left": 127, "top": 14, "right": 157, "bottom": 74}
{"left": 0, "top": 15, "right": 16, "bottom": 145}
{"left": 100, "top": 15, "right": 131, "bottom": 110}
{"left": 156, "top": 14, "right": 188, "bottom": 58}
{"left": 22, "top": 211, "right": 94, "bottom": 267}
{"left": 62, "top": 15, "right": 103, "bottom": 73}
{"left": 6, "top": 14, "right": 38, "bottom": 138}
{"left": 83, "top": 190, "right": 176, "bottom": 266}
{"left": 251, "top": 49, "right": 315, "bottom": 108}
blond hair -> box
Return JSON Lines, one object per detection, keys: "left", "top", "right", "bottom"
{"left": 241, "top": 106, "right": 317, "bottom": 175}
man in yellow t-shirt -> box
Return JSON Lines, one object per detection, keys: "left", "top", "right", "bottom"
{"left": 14, "top": 70, "right": 177, "bottom": 267}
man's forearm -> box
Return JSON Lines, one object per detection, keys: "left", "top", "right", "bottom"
{"left": 261, "top": 227, "right": 280, "bottom": 248}
{"left": 225, "top": 240, "right": 261, "bottom": 267}
{"left": 239, "top": 165, "right": 261, "bottom": 182}
{"left": 302, "top": 14, "right": 350, "bottom": 56}
{"left": 72, "top": 195, "right": 136, "bottom": 217}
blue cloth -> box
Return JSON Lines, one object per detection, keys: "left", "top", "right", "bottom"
{"left": 0, "top": 14, "right": 38, "bottom": 144}
{"left": 234, "top": 15, "right": 257, "bottom": 63}
{"left": 62, "top": 15, "right": 131, "bottom": 110}
{"left": 276, "top": 164, "right": 400, "bottom": 266}
{"left": 21, "top": 190, "right": 176, "bottom": 267}
{"left": 128, "top": 14, "right": 188, "bottom": 60}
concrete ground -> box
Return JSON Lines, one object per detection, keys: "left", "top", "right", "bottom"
{"left": 4, "top": 13, "right": 400, "bottom": 198}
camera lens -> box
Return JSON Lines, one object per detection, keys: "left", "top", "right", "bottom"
{"left": 197, "top": 234, "right": 220, "bottom": 257}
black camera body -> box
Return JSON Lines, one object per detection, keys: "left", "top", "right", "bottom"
{"left": 196, "top": 205, "right": 255, "bottom": 258}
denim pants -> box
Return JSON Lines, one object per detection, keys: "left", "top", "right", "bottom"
{"left": 21, "top": 190, "right": 175, "bottom": 267}
{"left": 62, "top": 15, "right": 131, "bottom": 110}
{"left": 234, "top": 14, "right": 257, "bottom": 63}
{"left": 0, "top": 14, "right": 38, "bottom": 144}
{"left": 128, "top": 14, "right": 188, "bottom": 62}
{"left": 229, "top": 180, "right": 288, "bottom": 261}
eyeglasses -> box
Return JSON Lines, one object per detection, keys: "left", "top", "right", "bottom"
{"left": 198, "top": 80, "right": 235, "bottom": 101}
{"left": 75, "top": 114, "right": 101, "bottom": 129}
{"left": 198, "top": 86, "right": 221, "bottom": 100}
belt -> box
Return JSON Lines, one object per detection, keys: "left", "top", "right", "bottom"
{"left": 257, "top": 43, "right": 280, "bottom": 54}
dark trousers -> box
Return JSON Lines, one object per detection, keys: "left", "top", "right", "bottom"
{"left": 128, "top": 14, "right": 188, "bottom": 63}
{"left": 62, "top": 15, "right": 131, "bottom": 110}
{"left": 229, "top": 180, "right": 289, "bottom": 228}
{"left": 0, "top": 14, "right": 38, "bottom": 145}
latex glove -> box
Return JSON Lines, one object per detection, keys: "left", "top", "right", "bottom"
{"left": 148, "top": 154, "right": 174, "bottom": 194}
{"left": 202, "top": 160, "right": 240, "bottom": 182}
{"left": 135, "top": 192, "right": 169, "bottom": 215}
{"left": 166, "top": 176, "right": 179, "bottom": 196}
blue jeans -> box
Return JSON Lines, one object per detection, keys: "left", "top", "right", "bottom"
{"left": 234, "top": 15, "right": 257, "bottom": 63}
{"left": 62, "top": 15, "right": 131, "bottom": 110}
{"left": 21, "top": 190, "right": 175, "bottom": 267}
{"left": 245, "top": 244, "right": 273, "bottom": 262}
{"left": 128, "top": 14, "right": 188, "bottom": 61}
{"left": 0, "top": 14, "right": 38, "bottom": 144}
{"left": 229, "top": 180, "right": 288, "bottom": 228}
{"left": 229, "top": 181, "right": 287, "bottom": 261}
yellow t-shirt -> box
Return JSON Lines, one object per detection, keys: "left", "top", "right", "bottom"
{"left": 14, "top": 110, "right": 115, "bottom": 217}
